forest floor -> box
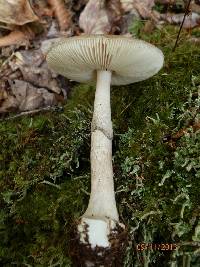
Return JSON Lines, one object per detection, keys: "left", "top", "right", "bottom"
{"left": 0, "top": 1, "right": 200, "bottom": 267}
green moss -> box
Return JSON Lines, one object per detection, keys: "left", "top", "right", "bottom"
{"left": 1, "top": 25, "right": 200, "bottom": 266}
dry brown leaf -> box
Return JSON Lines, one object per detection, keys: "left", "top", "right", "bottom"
{"left": 79, "top": 0, "right": 111, "bottom": 34}
{"left": 134, "top": 0, "right": 157, "bottom": 19}
{"left": 106, "top": 0, "right": 123, "bottom": 34}
{"left": 0, "top": 0, "right": 38, "bottom": 25}
{"left": 8, "top": 80, "right": 58, "bottom": 111}
{"left": 121, "top": 0, "right": 159, "bottom": 21}
{"left": 14, "top": 50, "right": 44, "bottom": 67}
{"left": 13, "top": 50, "right": 61, "bottom": 94}
{"left": 48, "top": 0, "right": 72, "bottom": 31}
{"left": 0, "top": 95, "right": 18, "bottom": 113}
{"left": 0, "top": 81, "right": 18, "bottom": 113}
{"left": 0, "top": 82, "right": 8, "bottom": 104}
{"left": 33, "top": 0, "right": 54, "bottom": 18}
{"left": 161, "top": 12, "right": 200, "bottom": 28}
{"left": 121, "top": 0, "right": 154, "bottom": 12}
{"left": 0, "top": 27, "right": 34, "bottom": 47}
{"left": 142, "top": 19, "right": 156, "bottom": 33}
{"left": 120, "top": 0, "right": 134, "bottom": 12}
{"left": 72, "top": 0, "right": 89, "bottom": 11}
{"left": 190, "top": 2, "right": 200, "bottom": 14}
{"left": 0, "top": 30, "right": 26, "bottom": 47}
{"left": 0, "top": 49, "right": 62, "bottom": 107}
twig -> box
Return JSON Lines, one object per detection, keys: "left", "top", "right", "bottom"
{"left": 80, "top": 188, "right": 90, "bottom": 196}
{"left": 140, "top": 211, "right": 162, "bottom": 220}
{"left": 39, "top": 180, "right": 61, "bottom": 189}
{"left": 0, "top": 106, "right": 62, "bottom": 122}
{"left": 172, "top": 0, "right": 192, "bottom": 52}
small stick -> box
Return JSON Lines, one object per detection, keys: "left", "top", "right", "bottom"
{"left": 172, "top": 0, "right": 192, "bottom": 52}
{"left": 0, "top": 106, "right": 62, "bottom": 122}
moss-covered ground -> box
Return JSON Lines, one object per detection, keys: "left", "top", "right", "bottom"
{"left": 0, "top": 25, "right": 200, "bottom": 266}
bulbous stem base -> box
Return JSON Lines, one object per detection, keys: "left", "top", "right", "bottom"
{"left": 70, "top": 217, "right": 128, "bottom": 267}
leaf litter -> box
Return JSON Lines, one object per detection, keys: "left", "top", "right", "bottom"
{"left": 0, "top": 0, "right": 200, "bottom": 115}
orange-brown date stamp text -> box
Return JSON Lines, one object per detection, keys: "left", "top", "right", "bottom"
{"left": 136, "top": 243, "right": 178, "bottom": 251}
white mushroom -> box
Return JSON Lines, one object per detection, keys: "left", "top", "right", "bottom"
{"left": 46, "top": 35, "right": 164, "bottom": 266}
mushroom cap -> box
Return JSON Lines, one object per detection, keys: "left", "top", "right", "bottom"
{"left": 46, "top": 35, "right": 164, "bottom": 85}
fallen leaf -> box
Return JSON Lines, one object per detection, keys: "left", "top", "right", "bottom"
{"left": 161, "top": 12, "right": 200, "bottom": 28}
{"left": 8, "top": 79, "right": 57, "bottom": 111}
{"left": 135, "top": 0, "right": 158, "bottom": 20}
{"left": 190, "top": 2, "right": 200, "bottom": 14}
{"left": 0, "top": 27, "right": 34, "bottom": 47}
{"left": 121, "top": 0, "right": 159, "bottom": 21}
{"left": 15, "top": 50, "right": 44, "bottom": 67}
{"left": 120, "top": 0, "right": 135, "bottom": 12}
{"left": 13, "top": 50, "right": 61, "bottom": 94}
{"left": 72, "top": 0, "right": 88, "bottom": 11}
{"left": 0, "top": 0, "right": 38, "bottom": 25}
{"left": 106, "top": 0, "right": 124, "bottom": 34}
{"left": 33, "top": 1, "right": 54, "bottom": 18}
{"left": 142, "top": 19, "right": 156, "bottom": 33}
{"left": 0, "top": 95, "right": 18, "bottom": 113}
{"left": 0, "top": 81, "right": 18, "bottom": 113}
{"left": 48, "top": 0, "right": 72, "bottom": 31}
{"left": 0, "top": 81, "right": 9, "bottom": 104}
{"left": 121, "top": 0, "right": 154, "bottom": 13}
{"left": 79, "top": 0, "right": 111, "bottom": 34}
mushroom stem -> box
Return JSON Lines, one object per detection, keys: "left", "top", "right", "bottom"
{"left": 83, "top": 70, "right": 118, "bottom": 221}
{"left": 75, "top": 71, "right": 126, "bottom": 266}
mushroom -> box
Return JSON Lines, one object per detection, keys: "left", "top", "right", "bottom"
{"left": 46, "top": 35, "right": 164, "bottom": 266}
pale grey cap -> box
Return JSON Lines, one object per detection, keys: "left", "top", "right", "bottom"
{"left": 46, "top": 35, "right": 164, "bottom": 86}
